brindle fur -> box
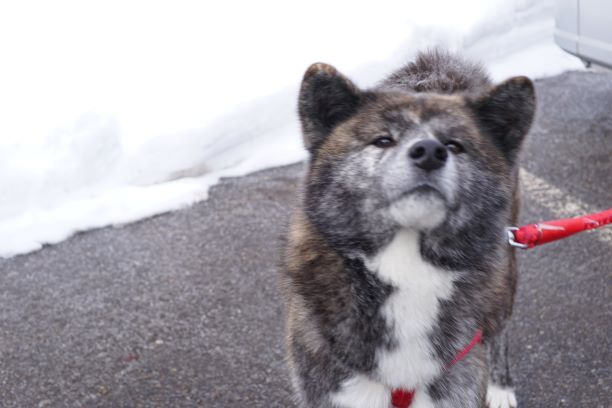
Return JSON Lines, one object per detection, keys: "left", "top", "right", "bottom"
{"left": 281, "top": 50, "right": 535, "bottom": 407}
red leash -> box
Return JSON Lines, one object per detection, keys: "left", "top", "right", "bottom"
{"left": 507, "top": 208, "right": 612, "bottom": 249}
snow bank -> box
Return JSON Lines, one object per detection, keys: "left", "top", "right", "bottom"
{"left": 0, "top": 0, "right": 583, "bottom": 258}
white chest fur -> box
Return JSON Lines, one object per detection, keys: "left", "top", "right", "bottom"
{"left": 367, "top": 229, "right": 457, "bottom": 389}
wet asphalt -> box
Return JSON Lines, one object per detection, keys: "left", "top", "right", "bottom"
{"left": 0, "top": 70, "right": 610, "bottom": 407}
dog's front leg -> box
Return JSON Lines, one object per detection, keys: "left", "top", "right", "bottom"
{"left": 486, "top": 326, "right": 518, "bottom": 408}
{"left": 426, "top": 343, "right": 488, "bottom": 408}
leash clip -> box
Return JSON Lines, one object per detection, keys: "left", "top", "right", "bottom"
{"left": 506, "top": 227, "right": 528, "bottom": 249}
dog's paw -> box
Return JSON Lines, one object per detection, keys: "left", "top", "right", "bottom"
{"left": 331, "top": 375, "right": 390, "bottom": 408}
{"left": 486, "top": 383, "right": 517, "bottom": 408}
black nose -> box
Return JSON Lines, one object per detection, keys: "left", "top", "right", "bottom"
{"left": 408, "top": 139, "right": 448, "bottom": 171}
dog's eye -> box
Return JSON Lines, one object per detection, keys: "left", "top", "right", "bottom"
{"left": 445, "top": 140, "right": 464, "bottom": 154}
{"left": 371, "top": 136, "right": 396, "bottom": 148}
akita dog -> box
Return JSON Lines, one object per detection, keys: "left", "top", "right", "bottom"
{"left": 281, "top": 50, "right": 534, "bottom": 408}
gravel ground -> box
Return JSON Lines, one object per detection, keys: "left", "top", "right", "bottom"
{"left": 0, "top": 70, "right": 610, "bottom": 407}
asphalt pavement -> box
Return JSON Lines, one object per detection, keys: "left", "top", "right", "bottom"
{"left": 0, "top": 70, "right": 610, "bottom": 407}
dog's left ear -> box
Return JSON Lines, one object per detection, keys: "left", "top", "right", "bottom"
{"left": 468, "top": 76, "right": 535, "bottom": 163}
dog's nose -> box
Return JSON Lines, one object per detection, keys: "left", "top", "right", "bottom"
{"left": 408, "top": 139, "right": 448, "bottom": 171}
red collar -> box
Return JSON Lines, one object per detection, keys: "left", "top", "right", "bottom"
{"left": 391, "top": 329, "right": 483, "bottom": 408}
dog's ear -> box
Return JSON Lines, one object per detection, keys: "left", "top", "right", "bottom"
{"left": 298, "top": 63, "right": 363, "bottom": 152}
{"left": 468, "top": 76, "right": 535, "bottom": 164}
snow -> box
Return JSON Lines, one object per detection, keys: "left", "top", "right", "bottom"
{"left": 0, "top": 0, "right": 584, "bottom": 258}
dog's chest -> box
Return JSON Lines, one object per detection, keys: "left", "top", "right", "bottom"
{"left": 367, "top": 229, "right": 457, "bottom": 389}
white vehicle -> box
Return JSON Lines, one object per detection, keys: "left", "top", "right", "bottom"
{"left": 555, "top": 0, "right": 612, "bottom": 69}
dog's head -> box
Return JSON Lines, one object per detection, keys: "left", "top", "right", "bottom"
{"left": 299, "top": 63, "right": 535, "bottom": 254}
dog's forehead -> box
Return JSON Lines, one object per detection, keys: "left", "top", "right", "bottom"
{"left": 354, "top": 93, "right": 472, "bottom": 134}
{"left": 320, "top": 92, "right": 479, "bottom": 157}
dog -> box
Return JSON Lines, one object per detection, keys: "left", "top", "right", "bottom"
{"left": 281, "top": 49, "right": 535, "bottom": 408}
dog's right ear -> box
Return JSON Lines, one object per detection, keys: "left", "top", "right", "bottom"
{"left": 298, "top": 63, "right": 363, "bottom": 152}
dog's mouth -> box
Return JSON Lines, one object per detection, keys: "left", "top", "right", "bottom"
{"left": 385, "top": 183, "right": 450, "bottom": 229}
{"left": 396, "top": 183, "right": 446, "bottom": 202}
